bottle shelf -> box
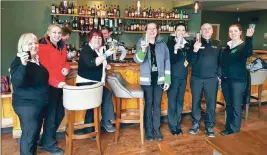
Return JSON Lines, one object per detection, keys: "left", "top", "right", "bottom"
{"left": 123, "top": 31, "right": 173, "bottom": 34}
{"left": 123, "top": 17, "right": 189, "bottom": 21}
{"left": 72, "top": 30, "right": 172, "bottom": 34}
{"left": 51, "top": 13, "right": 120, "bottom": 19}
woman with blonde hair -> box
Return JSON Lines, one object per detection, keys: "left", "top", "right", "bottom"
{"left": 10, "top": 33, "right": 49, "bottom": 155}
{"left": 38, "top": 24, "right": 69, "bottom": 155}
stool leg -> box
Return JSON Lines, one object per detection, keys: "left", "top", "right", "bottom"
{"left": 66, "top": 110, "right": 74, "bottom": 155}
{"left": 139, "top": 98, "right": 144, "bottom": 145}
{"left": 258, "top": 85, "right": 263, "bottom": 118}
{"left": 245, "top": 104, "right": 249, "bottom": 121}
{"left": 115, "top": 98, "right": 121, "bottom": 143}
{"left": 94, "top": 107, "right": 102, "bottom": 154}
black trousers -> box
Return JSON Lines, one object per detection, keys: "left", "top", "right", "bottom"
{"left": 141, "top": 82, "right": 163, "bottom": 136}
{"left": 41, "top": 86, "right": 65, "bottom": 150}
{"left": 222, "top": 78, "right": 246, "bottom": 133}
{"left": 13, "top": 99, "right": 46, "bottom": 155}
{"left": 76, "top": 82, "right": 115, "bottom": 133}
{"left": 190, "top": 76, "right": 218, "bottom": 128}
{"left": 167, "top": 77, "right": 187, "bottom": 130}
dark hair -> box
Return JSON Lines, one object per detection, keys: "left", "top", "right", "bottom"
{"left": 101, "top": 26, "right": 112, "bottom": 32}
{"left": 175, "top": 23, "right": 187, "bottom": 31}
{"left": 61, "top": 27, "right": 72, "bottom": 36}
{"left": 229, "top": 24, "right": 243, "bottom": 40}
{"left": 88, "top": 29, "right": 104, "bottom": 44}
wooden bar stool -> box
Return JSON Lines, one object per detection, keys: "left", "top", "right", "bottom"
{"left": 246, "top": 69, "right": 267, "bottom": 119}
{"left": 107, "top": 72, "right": 144, "bottom": 145}
{"left": 63, "top": 83, "right": 104, "bottom": 155}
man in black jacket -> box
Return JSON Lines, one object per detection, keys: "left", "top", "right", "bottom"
{"left": 189, "top": 23, "right": 222, "bottom": 137}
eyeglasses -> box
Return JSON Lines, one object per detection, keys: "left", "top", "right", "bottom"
{"left": 92, "top": 36, "right": 102, "bottom": 40}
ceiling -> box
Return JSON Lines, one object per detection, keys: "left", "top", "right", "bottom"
{"left": 175, "top": 1, "right": 267, "bottom": 12}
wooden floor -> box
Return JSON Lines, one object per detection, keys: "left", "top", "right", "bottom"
{"left": 2, "top": 104, "right": 267, "bottom": 155}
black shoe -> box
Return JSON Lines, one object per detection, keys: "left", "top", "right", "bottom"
{"left": 155, "top": 134, "right": 163, "bottom": 141}
{"left": 176, "top": 129, "right": 183, "bottom": 135}
{"left": 220, "top": 129, "right": 232, "bottom": 136}
{"left": 37, "top": 139, "right": 43, "bottom": 149}
{"left": 145, "top": 134, "right": 154, "bottom": 141}
{"left": 205, "top": 127, "right": 215, "bottom": 138}
{"left": 43, "top": 147, "right": 64, "bottom": 155}
{"left": 154, "top": 130, "right": 163, "bottom": 141}
{"left": 90, "top": 136, "right": 96, "bottom": 141}
{"left": 101, "top": 120, "right": 116, "bottom": 132}
{"left": 170, "top": 130, "right": 177, "bottom": 136}
{"left": 189, "top": 124, "right": 200, "bottom": 135}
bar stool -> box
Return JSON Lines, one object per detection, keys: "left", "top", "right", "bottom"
{"left": 107, "top": 72, "right": 145, "bottom": 145}
{"left": 245, "top": 69, "right": 267, "bottom": 119}
{"left": 63, "top": 83, "right": 104, "bottom": 155}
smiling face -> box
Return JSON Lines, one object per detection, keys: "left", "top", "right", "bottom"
{"left": 101, "top": 29, "right": 111, "bottom": 40}
{"left": 229, "top": 26, "right": 242, "bottom": 41}
{"left": 146, "top": 23, "right": 158, "bottom": 40}
{"left": 48, "top": 26, "right": 62, "bottom": 44}
{"left": 27, "top": 39, "right": 39, "bottom": 56}
{"left": 201, "top": 23, "right": 213, "bottom": 39}
{"left": 89, "top": 34, "right": 103, "bottom": 49}
{"left": 175, "top": 25, "right": 186, "bottom": 38}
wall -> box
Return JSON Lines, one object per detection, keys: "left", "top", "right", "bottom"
{"left": 1, "top": 0, "right": 201, "bottom": 75}
{"left": 239, "top": 10, "right": 267, "bottom": 49}
{"left": 202, "top": 9, "right": 267, "bottom": 49}
{"left": 1, "top": 0, "right": 77, "bottom": 75}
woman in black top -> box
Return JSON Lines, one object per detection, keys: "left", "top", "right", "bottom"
{"left": 221, "top": 24, "right": 254, "bottom": 135}
{"left": 10, "top": 33, "right": 49, "bottom": 155}
{"left": 166, "top": 23, "right": 191, "bottom": 136}
{"left": 76, "top": 29, "right": 116, "bottom": 137}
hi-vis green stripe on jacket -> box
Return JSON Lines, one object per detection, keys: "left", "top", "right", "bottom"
{"left": 134, "top": 36, "right": 171, "bottom": 86}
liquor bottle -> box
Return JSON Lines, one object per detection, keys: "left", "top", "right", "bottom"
{"left": 131, "top": 6, "right": 135, "bottom": 17}
{"left": 85, "top": 17, "right": 89, "bottom": 25}
{"left": 55, "top": 5, "right": 59, "bottom": 14}
{"left": 97, "top": 5, "right": 101, "bottom": 17}
{"left": 72, "top": 17, "right": 76, "bottom": 30}
{"left": 51, "top": 3, "right": 56, "bottom": 14}
{"left": 59, "top": 1, "right": 64, "bottom": 14}
{"left": 117, "top": 5, "right": 120, "bottom": 17}
{"left": 125, "top": 6, "right": 129, "bottom": 17}
{"left": 109, "top": 18, "right": 113, "bottom": 28}
{"left": 84, "top": 5, "right": 88, "bottom": 15}
{"left": 148, "top": 7, "right": 152, "bottom": 18}
{"left": 113, "top": 5, "right": 117, "bottom": 17}
{"left": 183, "top": 10, "right": 186, "bottom": 19}
{"left": 68, "top": 3, "right": 72, "bottom": 14}
{"left": 81, "top": 6, "right": 85, "bottom": 15}
{"left": 94, "top": 17, "right": 98, "bottom": 29}
{"left": 180, "top": 10, "right": 183, "bottom": 19}
{"left": 142, "top": 7, "right": 147, "bottom": 18}
{"left": 105, "top": 17, "right": 109, "bottom": 27}
{"left": 71, "top": 2, "right": 74, "bottom": 14}
{"left": 100, "top": 18, "right": 105, "bottom": 26}
{"left": 91, "top": 5, "right": 96, "bottom": 16}
{"left": 73, "top": 3, "right": 78, "bottom": 14}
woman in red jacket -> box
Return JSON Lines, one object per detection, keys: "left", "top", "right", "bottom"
{"left": 38, "top": 24, "right": 69, "bottom": 155}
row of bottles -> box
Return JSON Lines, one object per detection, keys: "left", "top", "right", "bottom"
{"left": 52, "top": 16, "right": 123, "bottom": 34}
{"left": 52, "top": 15, "right": 188, "bottom": 33}
{"left": 124, "top": 21, "right": 188, "bottom": 32}
{"left": 51, "top": 1, "right": 120, "bottom": 17}
{"left": 125, "top": 6, "right": 189, "bottom": 19}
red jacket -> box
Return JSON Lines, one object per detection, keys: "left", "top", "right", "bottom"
{"left": 39, "top": 36, "right": 70, "bottom": 88}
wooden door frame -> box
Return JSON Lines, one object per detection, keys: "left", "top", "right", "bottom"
{"left": 211, "top": 24, "right": 220, "bottom": 40}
